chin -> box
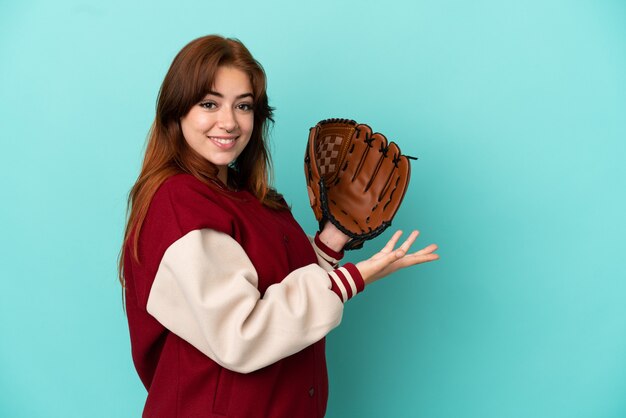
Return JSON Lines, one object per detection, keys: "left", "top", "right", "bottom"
{"left": 208, "top": 157, "right": 236, "bottom": 168}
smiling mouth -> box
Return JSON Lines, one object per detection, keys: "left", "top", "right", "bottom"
{"left": 208, "top": 136, "right": 239, "bottom": 150}
{"left": 209, "top": 136, "right": 237, "bottom": 144}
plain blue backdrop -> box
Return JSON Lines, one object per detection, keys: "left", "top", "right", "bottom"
{"left": 1, "top": 0, "right": 625, "bottom": 417}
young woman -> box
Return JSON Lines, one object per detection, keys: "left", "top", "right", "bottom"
{"left": 119, "top": 35, "right": 439, "bottom": 418}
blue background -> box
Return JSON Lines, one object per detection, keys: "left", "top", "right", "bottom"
{"left": 1, "top": 0, "right": 625, "bottom": 417}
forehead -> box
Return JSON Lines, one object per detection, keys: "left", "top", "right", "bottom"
{"left": 209, "top": 66, "right": 253, "bottom": 94}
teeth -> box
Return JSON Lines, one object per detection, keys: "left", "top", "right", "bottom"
{"left": 211, "top": 137, "right": 235, "bottom": 144}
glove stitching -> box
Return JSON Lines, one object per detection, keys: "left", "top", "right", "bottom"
{"left": 308, "top": 119, "right": 411, "bottom": 251}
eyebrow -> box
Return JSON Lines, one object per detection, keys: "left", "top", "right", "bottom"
{"left": 206, "top": 90, "right": 254, "bottom": 100}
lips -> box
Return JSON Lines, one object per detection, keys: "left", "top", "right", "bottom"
{"left": 208, "top": 136, "right": 238, "bottom": 149}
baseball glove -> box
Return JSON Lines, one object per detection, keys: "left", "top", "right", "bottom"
{"left": 304, "top": 118, "right": 413, "bottom": 250}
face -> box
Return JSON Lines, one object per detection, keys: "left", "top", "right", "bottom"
{"left": 180, "top": 66, "right": 254, "bottom": 183}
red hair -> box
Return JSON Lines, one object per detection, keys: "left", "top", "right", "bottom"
{"left": 119, "top": 35, "right": 286, "bottom": 288}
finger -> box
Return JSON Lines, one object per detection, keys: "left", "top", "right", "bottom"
{"left": 386, "top": 253, "right": 439, "bottom": 273}
{"left": 397, "top": 230, "right": 419, "bottom": 253}
{"left": 403, "top": 252, "right": 440, "bottom": 265}
{"left": 415, "top": 243, "right": 438, "bottom": 255}
{"left": 380, "top": 230, "right": 403, "bottom": 253}
{"left": 371, "top": 242, "right": 409, "bottom": 271}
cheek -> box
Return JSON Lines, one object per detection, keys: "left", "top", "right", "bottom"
{"left": 181, "top": 113, "right": 210, "bottom": 139}
{"left": 180, "top": 123, "right": 197, "bottom": 149}
{"left": 242, "top": 115, "right": 254, "bottom": 136}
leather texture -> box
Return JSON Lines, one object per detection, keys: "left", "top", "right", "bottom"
{"left": 304, "top": 118, "right": 411, "bottom": 250}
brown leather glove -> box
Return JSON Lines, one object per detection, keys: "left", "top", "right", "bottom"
{"left": 304, "top": 118, "right": 413, "bottom": 250}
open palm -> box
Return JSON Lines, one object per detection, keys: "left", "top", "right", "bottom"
{"left": 356, "top": 230, "right": 439, "bottom": 285}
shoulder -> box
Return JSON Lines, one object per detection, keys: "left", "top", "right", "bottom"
{"left": 147, "top": 173, "right": 235, "bottom": 237}
{"left": 155, "top": 173, "right": 216, "bottom": 202}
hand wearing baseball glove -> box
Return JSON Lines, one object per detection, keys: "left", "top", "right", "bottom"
{"left": 305, "top": 118, "right": 413, "bottom": 250}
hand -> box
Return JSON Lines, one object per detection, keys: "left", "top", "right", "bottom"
{"left": 355, "top": 230, "right": 439, "bottom": 286}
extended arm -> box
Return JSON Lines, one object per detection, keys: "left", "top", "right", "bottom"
{"left": 146, "top": 228, "right": 364, "bottom": 374}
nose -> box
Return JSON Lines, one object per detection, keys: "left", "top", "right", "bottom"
{"left": 217, "top": 107, "right": 237, "bottom": 132}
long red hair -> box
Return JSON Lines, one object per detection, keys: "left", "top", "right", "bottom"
{"left": 119, "top": 35, "right": 286, "bottom": 288}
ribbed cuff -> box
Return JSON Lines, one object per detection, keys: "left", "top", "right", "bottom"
{"left": 313, "top": 231, "right": 344, "bottom": 265}
{"left": 327, "top": 263, "right": 365, "bottom": 303}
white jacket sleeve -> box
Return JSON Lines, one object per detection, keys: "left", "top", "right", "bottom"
{"left": 146, "top": 228, "right": 364, "bottom": 374}
{"left": 308, "top": 232, "right": 344, "bottom": 271}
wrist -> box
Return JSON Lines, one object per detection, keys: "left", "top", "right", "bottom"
{"left": 319, "top": 222, "right": 350, "bottom": 253}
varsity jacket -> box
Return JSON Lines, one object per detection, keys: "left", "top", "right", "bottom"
{"left": 124, "top": 173, "right": 365, "bottom": 418}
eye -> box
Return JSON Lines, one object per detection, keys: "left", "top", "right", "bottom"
{"left": 237, "top": 103, "right": 254, "bottom": 112}
{"left": 199, "top": 101, "right": 217, "bottom": 110}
